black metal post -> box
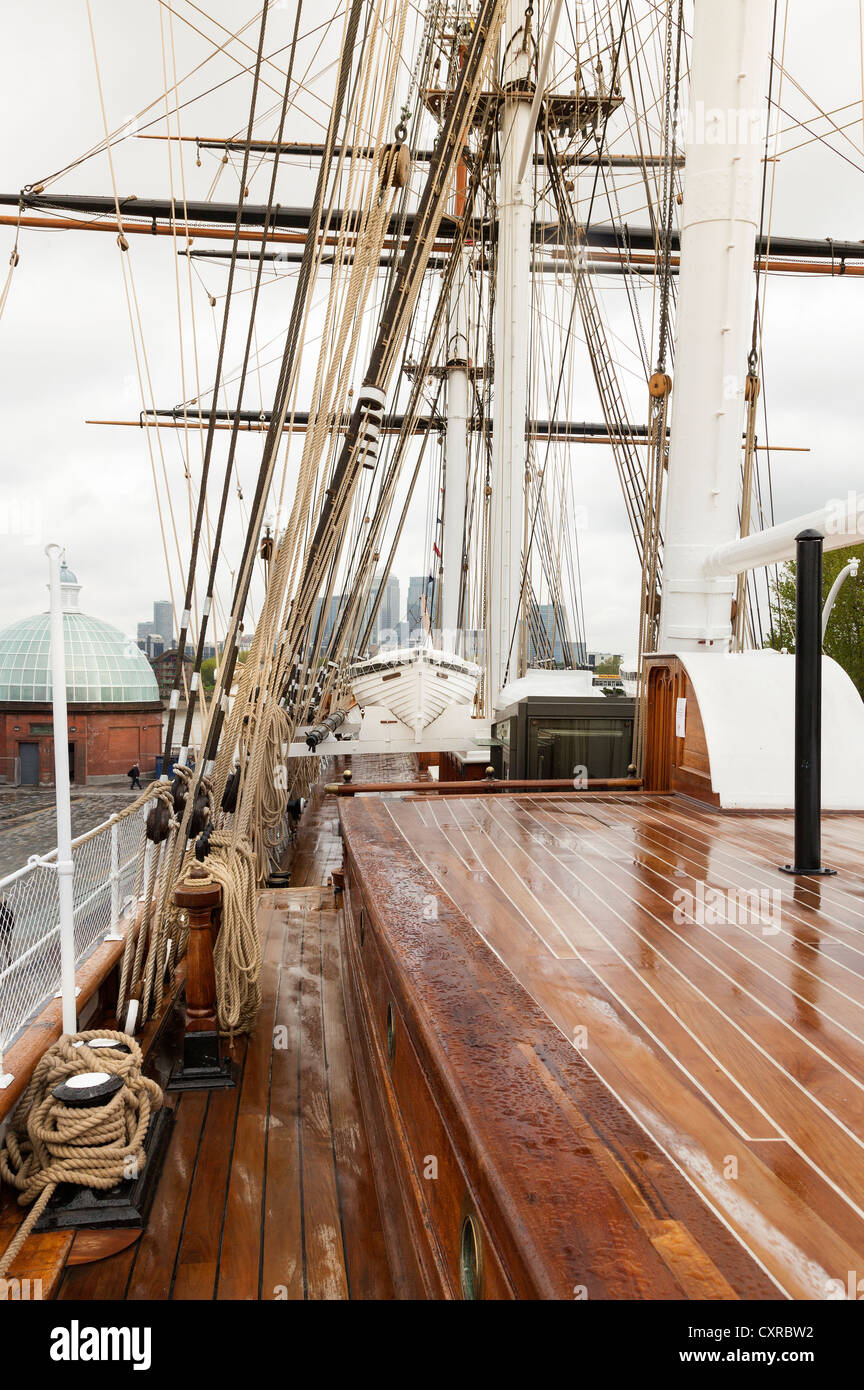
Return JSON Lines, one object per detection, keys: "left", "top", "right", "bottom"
{"left": 781, "top": 528, "right": 835, "bottom": 875}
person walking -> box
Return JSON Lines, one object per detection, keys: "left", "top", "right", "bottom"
{"left": 128, "top": 762, "right": 142, "bottom": 791}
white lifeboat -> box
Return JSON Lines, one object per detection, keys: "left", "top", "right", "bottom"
{"left": 348, "top": 644, "right": 480, "bottom": 740}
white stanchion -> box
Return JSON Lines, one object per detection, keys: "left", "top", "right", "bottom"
{"left": 45, "top": 544, "right": 77, "bottom": 1036}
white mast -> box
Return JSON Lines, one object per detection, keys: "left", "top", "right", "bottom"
{"left": 488, "top": 0, "right": 534, "bottom": 707}
{"left": 657, "top": 0, "right": 775, "bottom": 653}
{"left": 441, "top": 249, "right": 470, "bottom": 654}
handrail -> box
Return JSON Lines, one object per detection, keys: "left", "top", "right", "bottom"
{"left": 327, "top": 776, "right": 643, "bottom": 796}
{"left": 0, "top": 799, "right": 152, "bottom": 1078}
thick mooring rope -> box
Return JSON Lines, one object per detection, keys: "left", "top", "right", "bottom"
{"left": 0, "top": 1031, "right": 162, "bottom": 1279}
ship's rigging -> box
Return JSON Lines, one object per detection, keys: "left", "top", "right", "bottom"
{"left": 2, "top": 0, "right": 863, "bottom": 1032}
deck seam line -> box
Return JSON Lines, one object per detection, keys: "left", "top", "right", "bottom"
{"left": 297, "top": 904, "right": 308, "bottom": 1299}
{"left": 387, "top": 799, "right": 564, "bottom": 959}
{"left": 636, "top": 795, "right": 864, "bottom": 926}
{"left": 119, "top": 1090, "right": 185, "bottom": 1298}
{"left": 590, "top": 798, "right": 864, "bottom": 982}
{"left": 619, "top": 797, "right": 864, "bottom": 942}
{"left": 258, "top": 906, "right": 288, "bottom": 1302}
{"left": 479, "top": 797, "right": 864, "bottom": 1233}
{"left": 211, "top": 1041, "right": 249, "bottom": 1300}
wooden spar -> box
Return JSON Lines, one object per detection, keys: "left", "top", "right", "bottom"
{"left": 2, "top": 215, "right": 858, "bottom": 279}
{"left": 136, "top": 131, "right": 683, "bottom": 168}
{"left": 82, "top": 417, "right": 810, "bottom": 451}
{"left": 2, "top": 195, "right": 862, "bottom": 264}
{"left": 0, "top": 214, "right": 435, "bottom": 254}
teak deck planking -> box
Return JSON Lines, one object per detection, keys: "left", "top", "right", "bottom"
{"left": 364, "top": 790, "right": 864, "bottom": 1298}
{"left": 55, "top": 894, "right": 393, "bottom": 1301}
{"left": 11, "top": 752, "right": 864, "bottom": 1299}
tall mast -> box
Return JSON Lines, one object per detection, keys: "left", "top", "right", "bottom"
{"left": 488, "top": 0, "right": 534, "bottom": 706}
{"left": 657, "top": 0, "right": 775, "bottom": 652}
{"left": 441, "top": 250, "right": 471, "bottom": 653}
{"left": 441, "top": 126, "right": 471, "bottom": 654}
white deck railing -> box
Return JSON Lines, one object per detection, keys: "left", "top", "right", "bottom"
{"left": 0, "top": 804, "right": 148, "bottom": 1082}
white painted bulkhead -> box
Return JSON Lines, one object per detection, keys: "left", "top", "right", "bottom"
{"left": 674, "top": 650, "right": 864, "bottom": 810}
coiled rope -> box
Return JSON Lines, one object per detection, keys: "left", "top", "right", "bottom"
{"left": 0, "top": 1032, "right": 162, "bottom": 1279}
{"left": 177, "top": 837, "right": 261, "bottom": 1037}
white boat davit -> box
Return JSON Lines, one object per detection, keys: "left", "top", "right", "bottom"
{"left": 349, "top": 645, "right": 480, "bottom": 740}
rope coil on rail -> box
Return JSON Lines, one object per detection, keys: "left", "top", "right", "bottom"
{"left": 0, "top": 1031, "right": 162, "bottom": 1280}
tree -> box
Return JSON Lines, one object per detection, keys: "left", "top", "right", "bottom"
{"left": 595, "top": 654, "right": 622, "bottom": 675}
{"left": 200, "top": 656, "right": 218, "bottom": 691}
{"left": 766, "top": 542, "right": 864, "bottom": 697}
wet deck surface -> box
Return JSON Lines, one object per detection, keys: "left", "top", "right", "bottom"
{"left": 57, "top": 887, "right": 392, "bottom": 1301}
{"left": 53, "top": 758, "right": 422, "bottom": 1301}
{"left": 288, "top": 753, "right": 423, "bottom": 888}
{"left": 367, "top": 790, "right": 864, "bottom": 1300}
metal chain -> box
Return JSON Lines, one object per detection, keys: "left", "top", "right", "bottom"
{"left": 397, "top": 0, "right": 437, "bottom": 138}
{"left": 657, "top": 0, "right": 683, "bottom": 373}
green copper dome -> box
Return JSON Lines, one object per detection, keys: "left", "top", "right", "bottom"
{"left": 0, "top": 589, "right": 159, "bottom": 706}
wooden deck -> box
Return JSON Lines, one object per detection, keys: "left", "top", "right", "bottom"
{"left": 288, "top": 753, "right": 424, "bottom": 887}
{"left": 12, "top": 762, "right": 863, "bottom": 1299}
{"left": 50, "top": 765, "right": 409, "bottom": 1300}
{"left": 356, "top": 790, "right": 864, "bottom": 1299}
{"left": 0, "top": 753, "right": 420, "bottom": 1302}
{"left": 46, "top": 756, "right": 423, "bottom": 1299}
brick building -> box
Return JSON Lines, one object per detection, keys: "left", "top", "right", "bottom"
{"left": 149, "top": 648, "right": 192, "bottom": 701}
{"left": 0, "top": 564, "right": 163, "bottom": 785}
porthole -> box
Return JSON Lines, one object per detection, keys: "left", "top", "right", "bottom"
{"left": 459, "top": 1214, "right": 482, "bottom": 1300}
{"left": 386, "top": 1001, "right": 396, "bottom": 1063}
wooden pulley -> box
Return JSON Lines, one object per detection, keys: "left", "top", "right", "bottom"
{"left": 221, "top": 767, "right": 241, "bottom": 814}
{"left": 187, "top": 788, "right": 210, "bottom": 838}
{"left": 259, "top": 534, "right": 274, "bottom": 563}
{"left": 745, "top": 373, "right": 760, "bottom": 402}
{"left": 119, "top": 985, "right": 142, "bottom": 1036}
{"left": 382, "top": 142, "right": 411, "bottom": 189}
{"left": 146, "top": 798, "right": 170, "bottom": 844}
{"left": 648, "top": 371, "right": 672, "bottom": 399}
{"left": 194, "top": 822, "right": 214, "bottom": 862}
{"left": 171, "top": 774, "right": 187, "bottom": 819}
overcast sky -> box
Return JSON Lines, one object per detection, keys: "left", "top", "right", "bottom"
{"left": 1, "top": 0, "right": 862, "bottom": 659}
